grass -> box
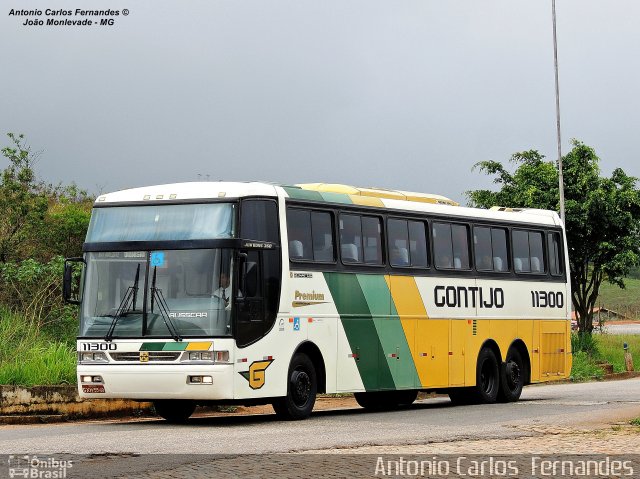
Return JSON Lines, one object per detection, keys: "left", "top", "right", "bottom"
{"left": 0, "top": 306, "right": 76, "bottom": 386}
{"left": 597, "top": 334, "right": 640, "bottom": 372}
{"left": 631, "top": 418, "right": 640, "bottom": 427}
{"left": 570, "top": 333, "right": 640, "bottom": 381}
{"left": 596, "top": 278, "right": 640, "bottom": 319}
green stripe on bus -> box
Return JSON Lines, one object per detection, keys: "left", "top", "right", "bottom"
{"left": 319, "top": 192, "right": 353, "bottom": 204}
{"left": 357, "top": 274, "right": 420, "bottom": 390}
{"left": 282, "top": 187, "right": 323, "bottom": 201}
{"left": 162, "top": 342, "right": 187, "bottom": 351}
{"left": 139, "top": 343, "right": 167, "bottom": 351}
{"left": 324, "top": 272, "right": 395, "bottom": 391}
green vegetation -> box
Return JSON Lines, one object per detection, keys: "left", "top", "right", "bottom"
{"left": 468, "top": 141, "right": 640, "bottom": 333}
{"left": 596, "top": 278, "right": 640, "bottom": 319}
{"left": 0, "top": 306, "right": 76, "bottom": 385}
{"left": 0, "top": 133, "right": 91, "bottom": 386}
{"left": 631, "top": 417, "right": 640, "bottom": 427}
{"left": 570, "top": 333, "right": 640, "bottom": 381}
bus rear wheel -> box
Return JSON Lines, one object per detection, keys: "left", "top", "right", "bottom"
{"left": 153, "top": 399, "right": 196, "bottom": 423}
{"left": 498, "top": 348, "right": 525, "bottom": 402}
{"left": 272, "top": 353, "right": 317, "bottom": 420}
{"left": 472, "top": 347, "right": 500, "bottom": 404}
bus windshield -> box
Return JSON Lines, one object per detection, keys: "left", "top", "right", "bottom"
{"left": 86, "top": 203, "right": 235, "bottom": 243}
{"left": 80, "top": 249, "right": 235, "bottom": 338}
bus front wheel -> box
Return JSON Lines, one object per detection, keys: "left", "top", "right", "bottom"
{"left": 272, "top": 353, "right": 317, "bottom": 420}
{"left": 153, "top": 399, "right": 196, "bottom": 423}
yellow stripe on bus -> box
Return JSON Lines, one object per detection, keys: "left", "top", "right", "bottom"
{"left": 186, "top": 342, "right": 213, "bottom": 351}
{"left": 349, "top": 195, "right": 385, "bottom": 207}
{"left": 385, "top": 275, "right": 430, "bottom": 387}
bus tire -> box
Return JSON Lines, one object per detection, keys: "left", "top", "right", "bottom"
{"left": 471, "top": 347, "right": 500, "bottom": 404}
{"left": 153, "top": 399, "right": 196, "bottom": 423}
{"left": 272, "top": 353, "right": 317, "bottom": 420}
{"left": 497, "top": 348, "right": 524, "bottom": 402}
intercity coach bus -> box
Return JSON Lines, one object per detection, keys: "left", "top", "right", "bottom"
{"left": 64, "top": 182, "right": 572, "bottom": 422}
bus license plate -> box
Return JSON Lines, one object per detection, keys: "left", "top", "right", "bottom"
{"left": 82, "top": 385, "right": 105, "bottom": 393}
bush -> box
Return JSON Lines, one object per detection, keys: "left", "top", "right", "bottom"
{"left": 571, "top": 332, "right": 600, "bottom": 357}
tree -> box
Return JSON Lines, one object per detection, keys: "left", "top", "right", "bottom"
{"left": 0, "top": 133, "right": 48, "bottom": 263}
{"left": 467, "top": 140, "right": 640, "bottom": 333}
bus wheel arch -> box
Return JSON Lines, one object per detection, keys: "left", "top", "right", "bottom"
{"left": 272, "top": 342, "right": 324, "bottom": 420}
{"left": 508, "top": 339, "right": 531, "bottom": 385}
{"left": 292, "top": 341, "right": 326, "bottom": 394}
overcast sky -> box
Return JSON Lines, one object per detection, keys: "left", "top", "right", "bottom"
{"left": 1, "top": 0, "right": 639, "bottom": 203}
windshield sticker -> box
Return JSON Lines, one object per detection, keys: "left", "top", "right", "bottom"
{"left": 239, "top": 359, "right": 274, "bottom": 389}
{"left": 150, "top": 251, "right": 165, "bottom": 268}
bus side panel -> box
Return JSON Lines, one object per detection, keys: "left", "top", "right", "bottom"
{"left": 415, "top": 319, "right": 449, "bottom": 388}
{"left": 449, "top": 319, "right": 466, "bottom": 386}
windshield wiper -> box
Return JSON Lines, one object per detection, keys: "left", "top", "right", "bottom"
{"left": 105, "top": 264, "right": 140, "bottom": 341}
{"left": 150, "top": 267, "right": 182, "bottom": 342}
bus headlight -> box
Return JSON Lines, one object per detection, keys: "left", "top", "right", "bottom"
{"left": 185, "top": 351, "right": 214, "bottom": 361}
{"left": 78, "top": 352, "right": 109, "bottom": 363}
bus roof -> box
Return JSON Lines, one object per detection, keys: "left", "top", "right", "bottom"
{"left": 95, "top": 181, "right": 561, "bottom": 227}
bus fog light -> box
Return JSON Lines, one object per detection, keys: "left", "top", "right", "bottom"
{"left": 188, "top": 375, "right": 212, "bottom": 384}
{"left": 92, "top": 376, "right": 103, "bottom": 383}
{"left": 81, "top": 375, "right": 92, "bottom": 382}
{"left": 214, "top": 351, "right": 229, "bottom": 362}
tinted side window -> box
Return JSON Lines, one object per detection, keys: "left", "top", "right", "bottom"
{"left": 451, "top": 224, "right": 470, "bottom": 270}
{"left": 512, "top": 230, "right": 530, "bottom": 272}
{"left": 362, "top": 216, "right": 383, "bottom": 265}
{"left": 408, "top": 221, "right": 429, "bottom": 267}
{"left": 388, "top": 219, "right": 410, "bottom": 266}
{"left": 513, "top": 229, "right": 546, "bottom": 274}
{"left": 474, "top": 227, "right": 493, "bottom": 271}
{"left": 491, "top": 228, "right": 509, "bottom": 272}
{"left": 340, "top": 214, "right": 363, "bottom": 263}
{"left": 548, "top": 232, "right": 563, "bottom": 276}
{"left": 241, "top": 200, "right": 279, "bottom": 243}
{"left": 311, "top": 211, "right": 334, "bottom": 262}
{"left": 474, "top": 227, "right": 509, "bottom": 272}
{"left": 286, "top": 209, "right": 312, "bottom": 260}
{"left": 433, "top": 222, "right": 453, "bottom": 269}
{"left": 529, "top": 231, "right": 545, "bottom": 273}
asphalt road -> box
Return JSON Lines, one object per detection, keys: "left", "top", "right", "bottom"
{"left": 2, "top": 378, "right": 640, "bottom": 456}
{"left": 600, "top": 323, "right": 640, "bottom": 335}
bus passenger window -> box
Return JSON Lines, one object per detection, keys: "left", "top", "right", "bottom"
{"left": 362, "top": 216, "right": 383, "bottom": 265}
{"left": 491, "top": 228, "right": 508, "bottom": 271}
{"left": 512, "top": 229, "right": 545, "bottom": 274}
{"left": 433, "top": 222, "right": 453, "bottom": 269}
{"left": 408, "top": 221, "right": 429, "bottom": 267}
{"left": 451, "top": 224, "right": 470, "bottom": 270}
{"left": 474, "top": 227, "right": 493, "bottom": 271}
{"left": 388, "top": 219, "right": 410, "bottom": 266}
{"left": 529, "top": 231, "right": 545, "bottom": 273}
{"left": 548, "top": 232, "right": 563, "bottom": 276}
{"left": 286, "top": 209, "right": 312, "bottom": 261}
{"left": 311, "top": 211, "right": 334, "bottom": 262}
{"left": 474, "top": 226, "right": 508, "bottom": 272}
{"left": 340, "top": 214, "right": 362, "bottom": 263}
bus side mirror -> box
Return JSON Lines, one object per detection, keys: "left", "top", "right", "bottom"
{"left": 63, "top": 258, "right": 84, "bottom": 305}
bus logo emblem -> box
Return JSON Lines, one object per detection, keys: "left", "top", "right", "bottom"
{"left": 140, "top": 351, "right": 149, "bottom": 363}
{"left": 239, "top": 359, "right": 274, "bottom": 389}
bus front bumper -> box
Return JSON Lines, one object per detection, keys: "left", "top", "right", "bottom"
{"left": 77, "top": 363, "right": 235, "bottom": 400}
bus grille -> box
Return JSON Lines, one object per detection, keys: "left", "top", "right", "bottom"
{"left": 110, "top": 352, "right": 181, "bottom": 362}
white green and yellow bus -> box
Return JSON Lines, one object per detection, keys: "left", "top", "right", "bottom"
{"left": 64, "top": 182, "right": 572, "bottom": 422}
